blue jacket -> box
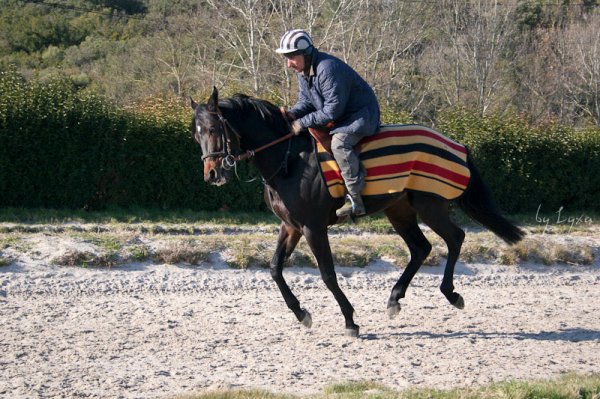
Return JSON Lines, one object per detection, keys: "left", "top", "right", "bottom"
{"left": 289, "top": 49, "right": 380, "bottom": 136}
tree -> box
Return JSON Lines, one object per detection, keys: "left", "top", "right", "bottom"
{"left": 562, "top": 15, "right": 600, "bottom": 126}
{"left": 425, "top": 0, "right": 517, "bottom": 116}
{"left": 205, "top": 0, "right": 278, "bottom": 95}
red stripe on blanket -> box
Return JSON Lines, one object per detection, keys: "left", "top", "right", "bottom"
{"left": 367, "top": 161, "right": 470, "bottom": 187}
{"left": 323, "top": 169, "right": 343, "bottom": 181}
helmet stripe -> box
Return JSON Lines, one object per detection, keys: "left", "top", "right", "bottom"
{"left": 288, "top": 30, "right": 306, "bottom": 50}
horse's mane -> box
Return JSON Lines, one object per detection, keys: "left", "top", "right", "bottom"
{"left": 219, "top": 94, "right": 289, "bottom": 134}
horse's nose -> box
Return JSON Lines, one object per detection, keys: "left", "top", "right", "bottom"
{"left": 205, "top": 167, "right": 218, "bottom": 183}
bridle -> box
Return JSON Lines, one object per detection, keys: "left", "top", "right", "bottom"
{"left": 199, "top": 105, "right": 295, "bottom": 179}
{"left": 199, "top": 108, "right": 243, "bottom": 170}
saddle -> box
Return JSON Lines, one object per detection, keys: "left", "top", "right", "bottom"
{"left": 308, "top": 126, "right": 334, "bottom": 154}
{"left": 311, "top": 125, "right": 471, "bottom": 200}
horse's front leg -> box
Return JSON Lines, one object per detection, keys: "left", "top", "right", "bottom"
{"left": 270, "top": 222, "right": 312, "bottom": 328}
{"left": 303, "top": 225, "right": 359, "bottom": 337}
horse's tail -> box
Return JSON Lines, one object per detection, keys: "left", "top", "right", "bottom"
{"left": 457, "top": 152, "right": 525, "bottom": 244}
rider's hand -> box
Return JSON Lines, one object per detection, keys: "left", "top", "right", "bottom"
{"left": 279, "top": 106, "right": 295, "bottom": 122}
{"left": 291, "top": 120, "right": 303, "bottom": 135}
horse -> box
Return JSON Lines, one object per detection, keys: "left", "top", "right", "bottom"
{"left": 191, "top": 87, "right": 525, "bottom": 337}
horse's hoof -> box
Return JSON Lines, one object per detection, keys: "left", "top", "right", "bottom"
{"left": 452, "top": 294, "right": 465, "bottom": 310}
{"left": 345, "top": 326, "right": 360, "bottom": 338}
{"left": 387, "top": 303, "right": 401, "bottom": 319}
{"left": 300, "top": 309, "right": 312, "bottom": 328}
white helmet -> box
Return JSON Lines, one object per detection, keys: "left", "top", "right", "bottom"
{"left": 276, "top": 29, "right": 313, "bottom": 55}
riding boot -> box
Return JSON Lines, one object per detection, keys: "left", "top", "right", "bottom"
{"left": 336, "top": 193, "right": 366, "bottom": 217}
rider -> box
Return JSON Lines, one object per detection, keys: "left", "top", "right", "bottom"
{"left": 276, "top": 29, "right": 381, "bottom": 217}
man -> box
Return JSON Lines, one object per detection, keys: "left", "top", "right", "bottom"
{"left": 276, "top": 29, "right": 381, "bottom": 217}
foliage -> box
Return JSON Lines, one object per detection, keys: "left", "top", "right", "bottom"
{"left": 0, "top": 68, "right": 265, "bottom": 211}
{"left": 1, "top": 68, "right": 599, "bottom": 213}
{"left": 437, "top": 108, "right": 600, "bottom": 212}
{"left": 1, "top": 0, "right": 600, "bottom": 126}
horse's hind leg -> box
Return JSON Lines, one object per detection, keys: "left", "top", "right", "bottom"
{"left": 270, "top": 222, "right": 311, "bottom": 327}
{"left": 384, "top": 198, "right": 432, "bottom": 318}
{"left": 412, "top": 193, "right": 466, "bottom": 309}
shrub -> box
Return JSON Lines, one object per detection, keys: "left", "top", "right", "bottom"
{"left": 1, "top": 69, "right": 599, "bottom": 213}
{"left": 437, "top": 109, "right": 600, "bottom": 212}
{"left": 0, "top": 68, "right": 265, "bottom": 211}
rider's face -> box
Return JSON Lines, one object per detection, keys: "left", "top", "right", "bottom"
{"left": 286, "top": 54, "right": 306, "bottom": 73}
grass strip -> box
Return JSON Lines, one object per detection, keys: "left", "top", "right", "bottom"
{"left": 0, "top": 227, "right": 596, "bottom": 268}
{"left": 0, "top": 207, "right": 598, "bottom": 237}
{"left": 174, "top": 373, "right": 600, "bottom": 399}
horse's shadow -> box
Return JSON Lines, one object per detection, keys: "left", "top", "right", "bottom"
{"left": 361, "top": 327, "right": 600, "bottom": 342}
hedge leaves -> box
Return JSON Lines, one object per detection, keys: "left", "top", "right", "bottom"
{"left": 1, "top": 69, "right": 598, "bottom": 213}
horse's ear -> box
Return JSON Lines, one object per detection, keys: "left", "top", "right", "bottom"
{"left": 207, "top": 86, "right": 219, "bottom": 112}
{"left": 190, "top": 97, "right": 198, "bottom": 110}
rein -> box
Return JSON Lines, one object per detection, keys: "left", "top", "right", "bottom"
{"left": 237, "top": 131, "right": 295, "bottom": 161}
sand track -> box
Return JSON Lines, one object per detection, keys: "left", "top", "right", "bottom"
{"left": 1, "top": 255, "right": 600, "bottom": 398}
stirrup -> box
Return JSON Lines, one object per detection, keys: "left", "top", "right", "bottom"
{"left": 351, "top": 195, "right": 366, "bottom": 216}
{"left": 336, "top": 194, "right": 365, "bottom": 217}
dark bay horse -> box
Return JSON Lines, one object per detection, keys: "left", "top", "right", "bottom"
{"left": 191, "top": 87, "right": 524, "bottom": 337}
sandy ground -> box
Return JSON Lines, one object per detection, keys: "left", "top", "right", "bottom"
{"left": 1, "top": 236, "right": 600, "bottom": 398}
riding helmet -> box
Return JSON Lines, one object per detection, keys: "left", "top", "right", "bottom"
{"left": 276, "top": 29, "right": 313, "bottom": 55}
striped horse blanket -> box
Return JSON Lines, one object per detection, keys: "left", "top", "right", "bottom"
{"left": 316, "top": 125, "right": 471, "bottom": 200}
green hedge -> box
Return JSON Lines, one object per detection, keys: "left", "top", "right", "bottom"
{"left": 437, "top": 109, "right": 600, "bottom": 213}
{"left": 1, "top": 69, "right": 599, "bottom": 213}
{"left": 0, "top": 69, "right": 265, "bottom": 211}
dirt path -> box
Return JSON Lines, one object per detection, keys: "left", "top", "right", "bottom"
{"left": 1, "top": 257, "right": 599, "bottom": 398}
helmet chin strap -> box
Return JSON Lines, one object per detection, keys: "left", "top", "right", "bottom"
{"left": 302, "top": 48, "right": 314, "bottom": 76}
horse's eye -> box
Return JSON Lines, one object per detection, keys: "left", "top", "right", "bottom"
{"left": 209, "top": 127, "right": 216, "bottom": 134}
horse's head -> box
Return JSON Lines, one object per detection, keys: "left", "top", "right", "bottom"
{"left": 192, "top": 87, "right": 298, "bottom": 186}
{"left": 190, "top": 87, "right": 240, "bottom": 186}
